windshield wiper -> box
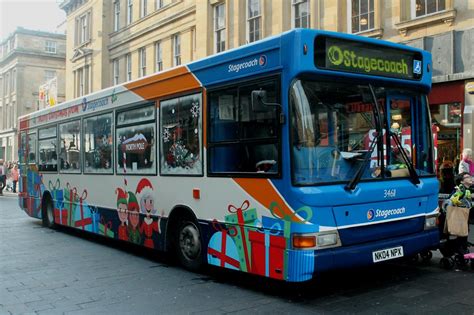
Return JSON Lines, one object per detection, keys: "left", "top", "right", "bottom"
{"left": 389, "top": 132, "right": 420, "bottom": 185}
{"left": 345, "top": 133, "right": 379, "bottom": 191}
{"left": 345, "top": 84, "right": 384, "bottom": 191}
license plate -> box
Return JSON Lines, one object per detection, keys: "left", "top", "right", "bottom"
{"left": 372, "top": 246, "right": 404, "bottom": 263}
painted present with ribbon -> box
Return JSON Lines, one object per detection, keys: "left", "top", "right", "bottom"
{"left": 224, "top": 200, "right": 258, "bottom": 272}
{"left": 99, "top": 217, "right": 115, "bottom": 238}
{"left": 49, "top": 179, "right": 66, "bottom": 225}
{"left": 207, "top": 223, "right": 241, "bottom": 270}
{"left": 90, "top": 207, "right": 100, "bottom": 234}
{"left": 265, "top": 201, "right": 315, "bottom": 279}
{"left": 248, "top": 228, "right": 286, "bottom": 280}
{"left": 73, "top": 190, "right": 93, "bottom": 231}
{"left": 63, "top": 183, "right": 78, "bottom": 227}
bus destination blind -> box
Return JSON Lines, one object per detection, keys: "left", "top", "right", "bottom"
{"left": 314, "top": 36, "right": 423, "bottom": 80}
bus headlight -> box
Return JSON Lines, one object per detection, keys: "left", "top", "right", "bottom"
{"left": 424, "top": 214, "right": 438, "bottom": 230}
{"left": 292, "top": 231, "right": 341, "bottom": 249}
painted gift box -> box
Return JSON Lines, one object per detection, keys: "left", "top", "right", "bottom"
{"left": 207, "top": 231, "right": 240, "bottom": 270}
{"left": 90, "top": 207, "right": 100, "bottom": 234}
{"left": 49, "top": 180, "right": 67, "bottom": 225}
{"left": 73, "top": 190, "right": 94, "bottom": 231}
{"left": 62, "top": 184, "right": 78, "bottom": 227}
{"left": 99, "top": 217, "right": 115, "bottom": 238}
{"left": 224, "top": 200, "right": 258, "bottom": 272}
{"left": 262, "top": 202, "right": 315, "bottom": 280}
{"left": 248, "top": 228, "right": 286, "bottom": 280}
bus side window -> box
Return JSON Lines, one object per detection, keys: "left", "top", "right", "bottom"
{"left": 208, "top": 77, "right": 280, "bottom": 175}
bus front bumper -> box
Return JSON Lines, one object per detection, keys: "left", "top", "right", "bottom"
{"left": 286, "top": 229, "right": 439, "bottom": 282}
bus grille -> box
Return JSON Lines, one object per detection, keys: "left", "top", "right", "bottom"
{"left": 338, "top": 216, "right": 425, "bottom": 246}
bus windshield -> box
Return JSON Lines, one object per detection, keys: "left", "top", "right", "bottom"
{"left": 290, "top": 79, "right": 434, "bottom": 186}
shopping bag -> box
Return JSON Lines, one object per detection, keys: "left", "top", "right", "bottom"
{"left": 445, "top": 205, "right": 470, "bottom": 237}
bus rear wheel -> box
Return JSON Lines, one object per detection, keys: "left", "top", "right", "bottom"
{"left": 176, "top": 219, "right": 203, "bottom": 271}
{"left": 42, "top": 197, "right": 55, "bottom": 228}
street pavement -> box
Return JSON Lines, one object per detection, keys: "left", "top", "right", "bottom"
{"left": 1, "top": 193, "right": 473, "bottom": 315}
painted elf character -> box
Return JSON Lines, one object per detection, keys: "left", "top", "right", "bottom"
{"left": 127, "top": 191, "right": 141, "bottom": 245}
{"left": 116, "top": 188, "right": 129, "bottom": 242}
{"left": 136, "top": 178, "right": 160, "bottom": 249}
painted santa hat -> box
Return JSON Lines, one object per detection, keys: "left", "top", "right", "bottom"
{"left": 116, "top": 188, "right": 128, "bottom": 207}
{"left": 136, "top": 178, "right": 153, "bottom": 197}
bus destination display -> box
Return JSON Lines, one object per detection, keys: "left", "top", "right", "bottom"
{"left": 314, "top": 36, "right": 423, "bottom": 80}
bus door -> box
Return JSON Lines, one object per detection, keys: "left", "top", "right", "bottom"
{"left": 385, "top": 94, "right": 415, "bottom": 170}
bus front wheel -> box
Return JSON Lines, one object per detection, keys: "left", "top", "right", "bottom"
{"left": 42, "top": 196, "right": 55, "bottom": 228}
{"left": 176, "top": 219, "right": 203, "bottom": 271}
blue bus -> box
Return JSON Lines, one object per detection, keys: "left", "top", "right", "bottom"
{"left": 19, "top": 29, "right": 438, "bottom": 282}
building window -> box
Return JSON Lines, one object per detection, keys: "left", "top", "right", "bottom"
{"left": 114, "top": 0, "right": 120, "bottom": 31}
{"left": 173, "top": 34, "right": 181, "bottom": 66}
{"left": 11, "top": 69, "right": 16, "bottom": 93}
{"left": 126, "top": 53, "right": 132, "bottom": 81}
{"left": 75, "top": 66, "right": 89, "bottom": 97}
{"left": 75, "top": 11, "right": 91, "bottom": 45}
{"left": 155, "top": 41, "right": 163, "bottom": 72}
{"left": 45, "top": 40, "right": 57, "bottom": 53}
{"left": 214, "top": 3, "right": 226, "bottom": 53}
{"left": 113, "top": 59, "right": 119, "bottom": 85}
{"left": 44, "top": 70, "right": 56, "bottom": 82}
{"left": 414, "top": 0, "right": 445, "bottom": 17}
{"left": 127, "top": 0, "right": 133, "bottom": 25}
{"left": 350, "top": 0, "right": 374, "bottom": 33}
{"left": 140, "top": 0, "right": 147, "bottom": 17}
{"left": 156, "top": 0, "right": 163, "bottom": 9}
{"left": 247, "top": 0, "right": 261, "bottom": 43}
{"left": 292, "top": 0, "right": 310, "bottom": 28}
{"left": 139, "top": 47, "right": 146, "bottom": 77}
{"left": 5, "top": 73, "right": 9, "bottom": 94}
{"left": 77, "top": 69, "right": 84, "bottom": 96}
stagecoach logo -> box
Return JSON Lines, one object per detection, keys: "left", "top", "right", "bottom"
{"left": 81, "top": 89, "right": 118, "bottom": 112}
{"left": 368, "top": 207, "right": 406, "bottom": 221}
{"left": 228, "top": 55, "right": 267, "bottom": 73}
{"left": 367, "top": 209, "right": 375, "bottom": 221}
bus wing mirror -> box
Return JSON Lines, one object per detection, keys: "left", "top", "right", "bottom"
{"left": 251, "top": 90, "right": 268, "bottom": 113}
{"left": 251, "top": 89, "right": 285, "bottom": 124}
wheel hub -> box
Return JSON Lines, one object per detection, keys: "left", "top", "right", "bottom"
{"left": 179, "top": 224, "right": 201, "bottom": 260}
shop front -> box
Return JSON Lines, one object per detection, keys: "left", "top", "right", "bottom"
{"left": 428, "top": 80, "right": 465, "bottom": 193}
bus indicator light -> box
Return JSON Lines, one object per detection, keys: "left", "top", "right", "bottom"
{"left": 193, "top": 189, "right": 200, "bottom": 199}
{"left": 292, "top": 235, "right": 316, "bottom": 249}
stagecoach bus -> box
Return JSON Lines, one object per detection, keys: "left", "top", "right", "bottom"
{"left": 18, "top": 29, "right": 439, "bottom": 282}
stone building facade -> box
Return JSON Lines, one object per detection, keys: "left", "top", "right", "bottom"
{"left": 0, "top": 28, "right": 66, "bottom": 162}
{"left": 59, "top": 0, "right": 472, "bottom": 171}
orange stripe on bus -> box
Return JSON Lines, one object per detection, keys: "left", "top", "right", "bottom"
{"left": 124, "top": 67, "right": 201, "bottom": 100}
{"left": 234, "top": 178, "right": 305, "bottom": 223}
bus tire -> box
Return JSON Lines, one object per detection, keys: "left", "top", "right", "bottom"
{"left": 175, "top": 219, "right": 203, "bottom": 271}
{"left": 42, "top": 195, "right": 55, "bottom": 228}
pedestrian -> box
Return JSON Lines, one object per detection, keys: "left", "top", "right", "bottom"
{"left": 449, "top": 172, "right": 472, "bottom": 260}
{"left": 0, "top": 159, "right": 5, "bottom": 196}
{"left": 458, "top": 148, "right": 474, "bottom": 175}
{"left": 11, "top": 164, "right": 19, "bottom": 193}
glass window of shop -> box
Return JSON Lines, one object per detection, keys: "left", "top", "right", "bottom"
{"left": 430, "top": 102, "right": 461, "bottom": 193}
